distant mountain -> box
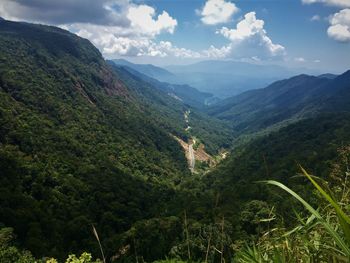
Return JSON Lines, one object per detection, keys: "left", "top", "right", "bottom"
{"left": 207, "top": 71, "right": 350, "bottom": 134}
{"left": 109, "top": 61, "right": 217, "bottom": 108}
{"left": 318, "top": 73, "right": 338, "bottom": 79}
{"left": 112, "top": 58, "right": 175, "bottom": 81}
{"left": 164, "top": 60, "right": 315, "bottom": 98}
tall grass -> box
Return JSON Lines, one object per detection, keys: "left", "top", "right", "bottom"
{"left": 235, "top": 163, "right": 350, "bottom": 262}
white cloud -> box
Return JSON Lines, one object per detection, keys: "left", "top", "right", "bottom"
{"left": 302, "top": 0, "right": 350, "bottom": 42}
{"left": 70, "top": 11, "right": 286, "bottom": 60}
{"left": 70, "top": 4, "right": 200, "bottom": 59}
{"left": 302, "top": 0, "right": 350, "bottom": 8}
{"left": 203, "top": 45, "right": 231, "bottom": 58}
{"left": 213, "top": 12, "right": 285, "bottom": 59}
{"left": 0, "top": 0, "right": 197, "bottom": 58}
{"left": 127, "top": 5, "right": 177, "bottom": 37}
{"left": 0, "top": 1, "right": 285, "bottom": 60}
{"left": 327, "top": 9, "right": 350, "bottom": 42}
{"left": 295, "top": 57, "right": 306, "bottom": 62}
{"left": 0, "top": 0, "right": 131, "bottom": 25}
{"left": 314, "top": 59, "right": 321, "bottom": 63}
{"left": 149, "top": 41, "right": 201, "bottom": 58}
{"left": 199, "top": 0, "right": 239, "bottom": 25}
{"left": 60, "top": 3, "right": 210, "bottom": 59}
{"left": 69, "top": 23, "right": 200, "bottom": 58}
{"left": 310, "top": 15, "right": 321, "bottom": 21}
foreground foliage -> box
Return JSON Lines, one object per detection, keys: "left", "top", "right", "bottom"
{"left": 235, "top": 147, "right": 350, "bottom": 262}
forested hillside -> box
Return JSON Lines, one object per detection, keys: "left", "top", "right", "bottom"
{"left": 208, "top": 72, "right": 350, "bottom": 135}
{"left": 0, "top": 18, "right": 234, "bottom": 261}
{"left": 109, "top": 65, "right": 233, "bottom": 154}
{"left": 110, "top": 62, "right": 216, "bottom": 109}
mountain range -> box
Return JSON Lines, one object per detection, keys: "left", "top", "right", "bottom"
{"left": 207, "top": 71, "right": 350, "bottom": 135}
{"left": 114, "top": 59, "right": 319, "bottom": 98}
{"left": 110, "top": 60, "right": 217, "bottom": 108}
{"left": 112, "top": 58, "right": 175, "bottom": 81}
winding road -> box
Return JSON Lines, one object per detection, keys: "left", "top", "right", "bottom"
{"left": 188, "top": 143, "right": 195, "bottom": 171}
{"left": 185, "top": 110, "right": 195, "bottom": 172}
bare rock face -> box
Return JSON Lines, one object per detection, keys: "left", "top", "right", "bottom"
{"left": 100, "top": 66, "right": 130, "bottom": 98}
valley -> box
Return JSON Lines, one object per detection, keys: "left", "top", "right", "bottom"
{"left": 0, "top": 14, "right": 350, "bottom": 263}
{"left": 174, "top": 110, "right": 216, "bottom": 173}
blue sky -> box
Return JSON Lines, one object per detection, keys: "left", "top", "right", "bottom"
{"left": 0, "top": 0, "right": 349, "bottom": 72}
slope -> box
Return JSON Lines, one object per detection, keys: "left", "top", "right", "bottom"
{"left": 208, "top": 72, "right": 350, "bottom": 135}
{"left": 0, "top": 19, "right": 191, "bottom": 260}
{"left": 0, "top": 19, "right": 235, "bottom": 261}
{"left": 202, "top": 112, "right": 350, "bottom": 239}
{"left": 109, "top": 62, "right": 216, "bottom": 108}
{"left": 112, "top": 58, "right": 175, "bottom": 81}
{"left": 109, "top": 65, "right": 234, "bottom": 155}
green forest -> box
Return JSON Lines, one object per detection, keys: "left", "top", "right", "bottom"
{"left": 1, "top": 19, "right": 350, "bottom": 263}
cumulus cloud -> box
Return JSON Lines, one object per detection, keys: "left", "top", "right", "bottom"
{"left": 148, "top": 41, "right": 201, "bottom": 58}
{"left": 68, "top": 22, "right": 200, "bottom": 58}
{"left": 212, "top": 12, "right": 285, "bottom": 59}
{"left": 310, "top": 15, "right": 321, "bottom": 21}
{"left": 0, "top": 0, "right": 194, "bottom": 58}
{"left": 295, "top": 57, "right": 306, "bottom": 62}
{"left": 127, "top": 5, "right": 177, "bottom": 37}
{"left": 302, "top": 0, "right": 350, "bottom": 8}
{"left": 302, "top": 0, "right": 350, "bottom": 42}
{"left": 327, "top": 8, "right": 350, "bottom": 42}
{"left": 0, "top": 1, "right": 285, "bottom": 60}
{"left": 0, "top": 0, "right": 130, "bottom": 25}
{"left": 199, "top": 0, "right": 239, "bottom": 25}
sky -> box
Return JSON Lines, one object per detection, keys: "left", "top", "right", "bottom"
{"left": 0, "top": 0, "right": 349, "bottom": 72}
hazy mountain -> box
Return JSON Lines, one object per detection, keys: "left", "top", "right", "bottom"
{"left": 109, "top": 61, "right": 217, "bottom": 108}
{"left": 163, "top": 60, "right": 315, "bottom": 98}
{"left": 112, "top": 58, "right": 175, "bottom": 81}
{"left": 318, "top": 73, "right": 338, "bottom": 79}
{"left": 207, "top": 71, "right": 350, "bottom": 134}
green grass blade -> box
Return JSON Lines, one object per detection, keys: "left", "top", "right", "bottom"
{"left": 262, "top": 180, "right": 350, "bottom": 256}
{"left": 300, "top": 166, "right": 350, "bottom": 245}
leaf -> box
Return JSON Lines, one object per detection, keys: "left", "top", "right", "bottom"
{"left": 300, "top": 166, "right": 350, "bottom": 245}
{"left": 262, "top": 180, "right": 350, "bottom": 256}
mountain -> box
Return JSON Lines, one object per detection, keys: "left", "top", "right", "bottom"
{"left": 318, "top": 73, "right": 338, "bottom": 79}
{"left": 207, "top": 72, "right": 350, "bottom": 134}
{"left": 0, "top": 19, "right": 234, "bottom": 261}
{"left": 204, "top": 112, "right": 350, "bottom": 234}
{"left": 108, "top": 65, "right": 233, "bottom": 153}
{"left": 112, "top": 58, "right": 175, "bottom": 81}
{"left": 109, "top": 61, "right": 217, "bottom": 108}
{"left": 164, "top": 60, "right": 313, "bottom": 98}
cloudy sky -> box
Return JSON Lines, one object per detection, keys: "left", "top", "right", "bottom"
{"left": 1, "top": 0, "right": 349, "bottom": 72}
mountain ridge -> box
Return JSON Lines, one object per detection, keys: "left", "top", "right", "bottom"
{"left": 163, "top": 60, "right": 319, "bottom": 98}
{"left": 109, "top": 61, "right": 217, "bottom": 108}
{"left": 207, "top": 71, "right": 350, "bottom": 134}
{"left": 112, "top": 58, "right": 175, "bottom": 80}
